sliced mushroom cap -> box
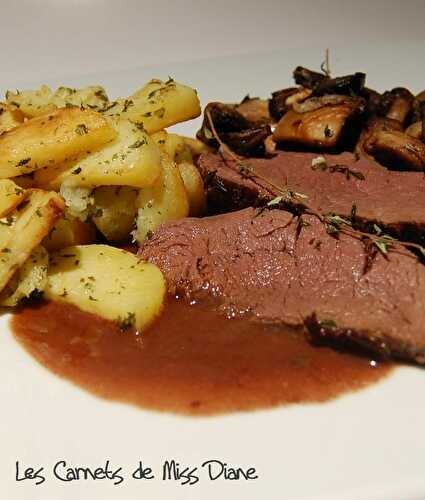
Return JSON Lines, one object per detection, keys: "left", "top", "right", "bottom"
{"left": 200, "top": 102, "right": 251, "bottom": 135}
{"left": 356, "top": 115, "right": 403, "bottom": 159}
{"left": 236, "top": 97, "right": 271, "bottom": 124}
{"left": 197, "top": 102, "right": 250, "bottom": 147}
{"left": 364, "top": 129, "right": 425, "bottom": 171}
{"left": 273, "top": 95, "right": 365, "bottom": 150}
{"left": 196, "top": 102, "right": 271, "bottom": 157}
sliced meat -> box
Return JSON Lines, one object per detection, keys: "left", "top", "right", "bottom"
{"left": 140, "top": 208, "right": 425, "bottom": 365}
{"left": 198, "top": 150, "right": 425, "bottom": 244}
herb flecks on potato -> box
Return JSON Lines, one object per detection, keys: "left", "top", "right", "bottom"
{"left": 46, "top": 245, "right": 166, "bottom": 331}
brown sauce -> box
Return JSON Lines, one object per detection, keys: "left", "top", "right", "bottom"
{"left": 11, "top": 298, "right": 392, "bottom": 415}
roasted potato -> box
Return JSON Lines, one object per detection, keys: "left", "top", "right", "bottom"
{"left": 178, "top": 162, "right": 206, "bottom": 216}
{"left": 43, "top": 211, "right": 96, "bottom": 251}
{"left": 46, "top": 245, "right": 166, "bottom": 331}
{"left": 0, "top": 103, "right": 24, "bottom": 135}
{"left": 0, "top": 189, "right": 64, "bottom": 293}
{"left": 0, "top": 107, "right": 116, "bottom": 178}
{"left": 152, "top": 131, "right": 193, "bottom": 164}
{"left": 0, "top": 179, "right": 28, "bottom": 217}
{"left": 6, "top": 85, "right": 109, "bottom": 118}
{"left": 92, "top": 186, "right": 138, "bottom": 242}
{"left": 134, "top": 153, "right": 189, "bottom": 242}
{"left": 57, "top": 118, "right": 161, "bottom": 189}
{"left": 103, "top": 79, "right": 201, "bottom": 134}
{"left": 0, "top": 246, "right": 48, "bottom": 306}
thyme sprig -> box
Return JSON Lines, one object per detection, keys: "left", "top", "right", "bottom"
{"left": 320, "top": 48, "right": 331, "bottom": 78}
{"left": 311, "top": 156, "right": 365, "bottom": 181}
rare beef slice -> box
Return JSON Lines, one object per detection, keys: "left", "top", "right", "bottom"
{"left": 140, "top": 207, "right": 425, "bottom": 364}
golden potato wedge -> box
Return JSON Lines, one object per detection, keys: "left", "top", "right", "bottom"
{"left": 6, "top": 85, "right": 109, "bottom": 118}
{"left": 152, "top": 131, "right": 193, "bottom": 164}
{"left": 134, "top": 153, "right": 189, "bottom": 242}
{"left": 0, "top": 246, "right": 48, "bottom": 306}
{"left": 59, "top": 118, "right": 161, "bottom": 189}
{"left": 0, "top": 179, "right": 27, "bottom": 217}
{"left": 178, "top": 161, "right": 206, "bottom": 216}
{"left": 53, "top": 85, "right": 108, "bottom": 111}
{"left": 46, "top": 245, "right": 166, "bottom": 331}
{"left": 0, "top": 103, "right": 24, "bottom": 135}
{"left": 0, "top": 107, "right": 116, "bottom": 178}
{"left": 6, "top": 85, "right": 56, "bottom": 118}
{"left": 103, "top": 79, "right": 201, "bottom": 134}
{"left": 43, "top": 211, "right": 96, "bottom": 251}
{"left": 0, "top": 189, "right": 64, "bottom": 293}
{"left": 92, "top": 186, "right": 138, "bottom": 242}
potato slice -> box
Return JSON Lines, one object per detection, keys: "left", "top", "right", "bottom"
{"left": 92, "top": 186, "right": 138, "bottom": 242}
{"left": 0, "top": 107, "right": 116, "bottom": 178}
{"left": 0, "top": 179, "right": 27, "bottom": 217}
{"left": 0, "top": 246, "right": 48, "bottom": 306}
{"left": 57, "top": 118, "right": 161, "bottom": 189}
{"left": 0, "top": 189, "right": 64, "bottom": 292}
{"left": 103, "top": 79, "right": 201, "bottom": 134}
{"left": 152, "top": 131, "right": 193, "bottom": 164}
{"left": 6, "top": 85, "right": 109, "bottom": 118}
{"left": 0, "top": 103, "right": 24, "bottom": 135}
{"left": 43, "top": 211, "right": 96, "bottom": 251}
{"left": 6, "top": 85, "right": 56, "bottom": 118}
{"left": 46, "top": 245, "right": 166, "bottom": 331}
{"left": 134, "top": 153, "right": 189, "bottom": 242}
{"left": 178, "top": 162, "right": 206, "bottom": 216}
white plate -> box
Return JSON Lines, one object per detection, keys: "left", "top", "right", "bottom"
{"left": 1, "top": 47, "right": 425, "bottom": 500}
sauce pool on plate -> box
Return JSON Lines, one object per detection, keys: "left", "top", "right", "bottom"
{"left": 11, "top": 297, "right": 392, "bottom": 415}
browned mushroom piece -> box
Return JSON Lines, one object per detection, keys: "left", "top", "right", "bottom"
{"left": 269, "top": 87, "right": 312, "bottom": 122}
{"left": 364, "top": 129, "right": 425, "bottom": 171}
{"left": 313, "top": 72, "right": 366, "bottom": 97}
{"left": 198, "top": 102, "right": 251, "bottom": 138}
{"left": 273, "top": 95, "right": 365, "bottom": 151}
{"left": 406, "top": 120, "right": 423, "bottom": 140}
{"left": 383, "top": 88, "right": 414, "bottom": 125}
{"left": 357, "top": 88, "right": 425, "bottom": 170}
{"left": 219, "top": 125, "right": 272, "bottom": 157}
{"left": 196, "top": 102, "right": 271, "bottom": 157}
{"left": 269, "top": 87, "right": 299, "bottom": 122}
{"left": 356, "top": 115, "right": 403, "bottom": 158}
{"left": 360, "top": 87, "right": 382, "bottom": 117}
{"left": 293, "top": 66, "right": 327, "bottom": 89}
{"left": 416, "top": 89, "right": 425, "bottom": 103}
{"left": 235, "top": 96, "right": 271, "bottom": 124}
